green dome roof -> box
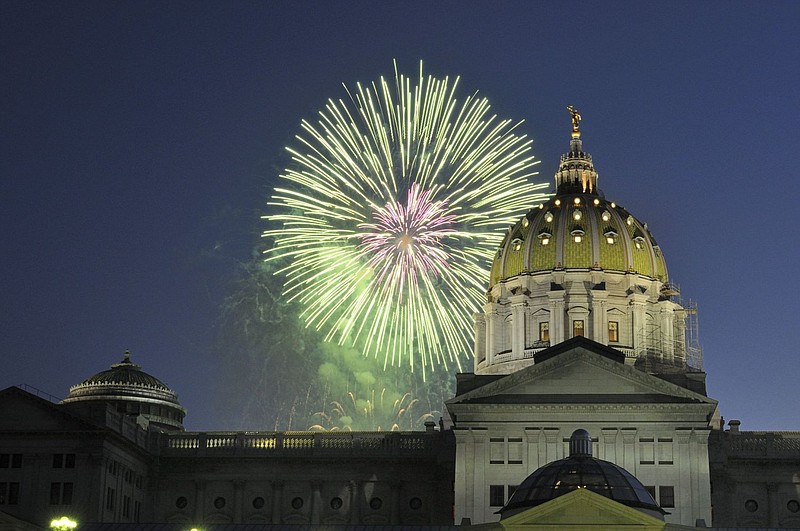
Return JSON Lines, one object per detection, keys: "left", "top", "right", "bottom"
{"left": 489, "top": 123, "right": 668, "bottom": 288}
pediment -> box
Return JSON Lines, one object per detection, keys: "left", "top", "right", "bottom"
{"left": 449, "top": 342, "right": 715, "bottom": 406}
{"left": 500, "top": 488, "right": 665, "bottom": 528}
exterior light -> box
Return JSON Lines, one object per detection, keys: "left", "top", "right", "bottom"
{"left": 601, "top": 211, "right": 611, "bottom": 221}
{"left": 611, "top": 202, "right": 616, "bottom": 208}
{"left": 573, "top": 211, "right": 582, "bottom": 221}
{"left": 538, "top": 204, "right": 544, "bottom": 209}
{"left": 545, "top": 212, "right": 554, "bottom": 223}
{"left": 593, "top": 198, "right": 600, "bottom": 205}
{"left": 554, "top": 199, "right": 561, "bottom": 206}
{"left": 541, "top": 237, "right": 550, "bottom": 245}
{"left": 606, "top": 236, "right": 615, "bottom": 244}
{"left": 51, "top": 518, "right": 77, "bottom": 531}
{"left": 574, "top": 235, "right": 582, "bottom": 243}
{"left": 573, "top": 197, "right": 581, "bottom": 205}
{"left": 626, "top": 216, "right": 633, "bottom": 226}
{"left": 522, "top": 218, "right": 529, "bottom": 228}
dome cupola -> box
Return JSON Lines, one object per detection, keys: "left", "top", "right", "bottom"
{"left": 62, "top": 350, "right": 186, "bottom": 431}
{"left": 499, "top": 429, "right": 665, "bottom": 520}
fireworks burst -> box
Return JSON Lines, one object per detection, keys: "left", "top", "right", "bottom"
{"left": 264, "top": 61, "right": 547, "bottom": 375}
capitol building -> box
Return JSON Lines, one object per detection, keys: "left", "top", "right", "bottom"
{"left": 2, "top": 113, "right": 799, "bottom": 530}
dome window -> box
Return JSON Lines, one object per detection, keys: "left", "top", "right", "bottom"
{"left": 572, "top": 210, "right": 582, "bottom": 221}
{"left": 601, "top": 211, "right": 611, "bottom": 222}
{"left": 554, "top": 199, "right": 561, "bottom": 206}
{"left": 544, "top": 212, "right": 554, "bottom": 223}
{"left": 573, "top": 197, "right": 581, "bottom": 205}
{"left": 626, "top": 216, "right": 634, "bottom": 226}
{"left": 538, "top": 231, "right": 552, "bottom": 246}
{"left": 593, "top": 198, "right": 600, "bottom": 206}
{"left": 610, "top": 202, "right": 616, "bottom": 208}
{"left": 604, "top": 229, "right": 618, "bottom": 245}
{"left": 522, "top": 217, "right": 529, "bottom": 228}
{"left": 511, "top": 238, "right": 523, "bottom": 251}
{"left": 633, "top": 236, "right": 646, "bottom": 250}
{"left": 570, "top": 228, "right": 585, "bottom": 243}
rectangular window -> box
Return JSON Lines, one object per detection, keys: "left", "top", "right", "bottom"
{"left": 134, "top": 501, "right": 141, "bottom": 522}
{"left": 65, "top": 453, "right": 75, "bottom": 468}
{"left": 508, "top": 438, "right": 523, "bottom": 464}
{"left": 1, "top": 482, "right": 20, "bottom": 505}
{"left": 658, "top": 438, "right": 673, "bottom": 464}
{"left": 0, "top": 455, "right": 8, "bottom": 468}
{"left": 639, "top": 437, "right": 655, "bottom": 464}
{"left": 123, "top": 495, "right": 131, "bottom": 518}
{"left": 106, "top": 487, "right": 115, "bottom": 510}
{"left": 489, "top": 438, "right": 505, "bottom": 464}
{"left": 539, "top": 322, "right": 549, "bottom": 342}
{"left": 489, "top": 485, "right": 505, "bottom": 507}
{"left": 53, "top": 453, "right": 63, "bottom": 468}
{"left": 49, "top": 483, "right": 73, "bottom": 505}
{"left": 608, "top": 321, "right": 619, "bottom": 342}
{"left": 573, "top": 320, "right": 584, "bottom": 337}
{"left": 659, "top": 486, "right": 675, "bottom": 508}
{"left": 50, "top": 483, "right": 61, "bottom": 505}
{"left": 11, "top": 454, "right": 21, "bottom": 468}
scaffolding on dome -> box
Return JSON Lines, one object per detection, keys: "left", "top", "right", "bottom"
{"left": 634, "top": 288, "right": 703, "bottom": 374}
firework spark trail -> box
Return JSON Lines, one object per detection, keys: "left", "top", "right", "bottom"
{"left": 264, "top": 61, "right": 548, "bottom": 376}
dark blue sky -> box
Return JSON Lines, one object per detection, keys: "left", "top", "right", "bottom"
{"left": 3, "top": 1, "right": 799, "bottom": 431}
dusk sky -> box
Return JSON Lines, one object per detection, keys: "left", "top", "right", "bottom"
{"left": 3, "top": 2, "right": 799, "bottom": 431}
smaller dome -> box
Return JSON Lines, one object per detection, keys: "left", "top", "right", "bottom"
{"left": 499, "top": 429, "right": 665, "bottom": 519}
{"left": 62, "top": 351, "right": 186, "bottom": 431}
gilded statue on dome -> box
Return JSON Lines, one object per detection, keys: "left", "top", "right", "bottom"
{"left": 567, "top": 104, "right": 581, "bottom": 134}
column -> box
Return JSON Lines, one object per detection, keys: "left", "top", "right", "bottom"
{"left": 348, "top": 480, "right": 361, "bottom": 524}
{"left": 591, "top": 292, "right": 608, "bottom": 344}
{"left": 233, "top": 480, "right": 245, "bottom": 523}
{"left": 193, "top": 479, "right": 206, "bottom": 523}
{"left": 271, "top": 480, "right": 284, "bottom": 524}
{"left": 510, "top": 298, "right": 526, "bottom": 358}
{"left": 630, "top": 294, "right": 648, "bottom": 358}
{"left": 310, "top": 481, "right": 322, "bottom": 524}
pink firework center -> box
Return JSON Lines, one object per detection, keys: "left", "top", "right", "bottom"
{"left": 358, "top": 184, "right": 456, "bottom": 303}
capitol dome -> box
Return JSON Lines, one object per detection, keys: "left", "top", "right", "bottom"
{"left": 489, "top": 140, "right": 668, "bottom": 286}
{"left": 61, "top": 350, "right": 186, "bottom": 431}
{"left": 474, "top": 107, "right": 700, "bottom": 376}
{"left": 499, "top": 429, "right": 665, "bottom": 520}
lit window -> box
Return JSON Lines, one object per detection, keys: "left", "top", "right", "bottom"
{"left": 538, "top": 204, "right": 544, "bottom": 209}
{"left": 545, "top": 212, "right": 554, "bottom": 223}
{"left": 601, "top": 211, "right": 611, "bottom": 222}
{"left": 608, "top": 321, "right": 619, "bottom": 342}
{"left": 554, "top": 199, "right": 561, "bottom": 206}
{"left": 634, "top": 236, "right": 645, "bottom": 250}
{"left": 539, "top": 232, "right": 552, "bottom": 246}
{"left": 573, "top": 320, "right": 584, "bottom": 337}
{"left": 522, "top": 217, "right": 529, "bottom": 228}
{"left": 610, "top": 202, "right": 616, "bottom": 208}
{"left": 572, "top": 210, "right": 582, "bottom": 221}
{"left": 573, "top": 197, "right": 581, "bottom": 205}
{"left": 626, "top": 216, "right": 633, "bottom": 226}
{"left": 539, "top": 322, "right": 549, "bottom": 342}
{"left": 571, "top": 229, "right": 584, "bottom": 243}
{"left": 593, "top": 198, "right": 600, "bottom": 205}
{"left": 511, "top": 238, "right": 523, "bottom": 251}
